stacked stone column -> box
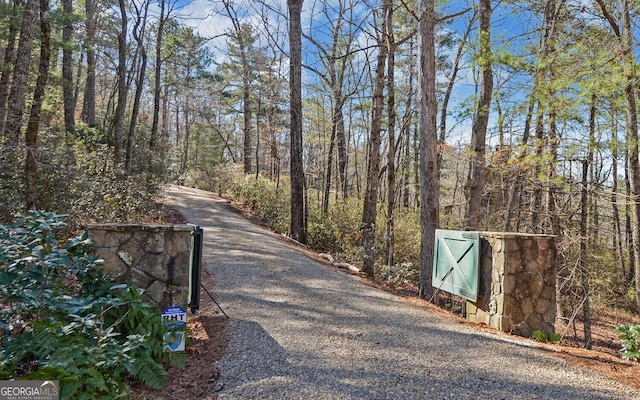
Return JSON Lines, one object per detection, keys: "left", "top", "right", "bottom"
{"left": 86, "top": 224, "right": 193, "bottom": 310}
{"left": 465, "top": 233, "right": 556, "bottom": 337}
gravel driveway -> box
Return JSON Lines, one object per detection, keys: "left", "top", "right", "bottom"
{"left": 165, "top": 185, "right": 639, "bottom": 400}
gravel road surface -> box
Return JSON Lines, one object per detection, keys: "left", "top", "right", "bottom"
{"left": 165, "top": 185, "right": 639, "bottom": 400}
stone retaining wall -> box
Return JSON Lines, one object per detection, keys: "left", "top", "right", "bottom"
{"left": 86, "top": 224, "right": 194, "bottom": 310}
{"left": 466, "top": 233, "right": 556, "bottom": 337}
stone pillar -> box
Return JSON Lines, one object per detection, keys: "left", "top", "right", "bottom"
{"left": 86, "top": 224, "right": 194, "bottom": 310}
{"left": 465, "top": 233, "right": 556, "bottom": 337}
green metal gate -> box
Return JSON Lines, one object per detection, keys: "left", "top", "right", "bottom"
{"left": 432, "top": 229, "right": 480, "bottom": 301}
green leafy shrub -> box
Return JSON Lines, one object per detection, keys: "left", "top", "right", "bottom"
{"left": 67, "top": 149, "right": 162, "bottom": 225}
{"left": 231, "top": 174, "right": 290, "bottom": 233}
{"left": 376, "top": 262, "right": 419, "bottom": 290}
{"left": 307, "top": 196, "right": 363, "bottom": 258}
{"left": 183, "top": 163, "right": 244, "bottom": 196}
{"left": 0, "top": 139, "right": 162, "bottom": 227}
{"left": 0, "top": 212, "right": 175, "bottom": 398}
{"left": 389, "top": 209, "right": 421, "bottom": 267}
{"left": 616, "top": 324, "right": 640, "bottom": 362}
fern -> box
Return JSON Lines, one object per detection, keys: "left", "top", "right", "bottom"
{"left": 131, "top": 356, "right": 169, "bottom": 390}
{"left": 531, "top": 329, "right": 548, "bottom": 342}
{"left": 165, "top": 350, "right": 187, "bottom": 368}
{"left": 549, "top": 333, "right": 562, "bottom": 344}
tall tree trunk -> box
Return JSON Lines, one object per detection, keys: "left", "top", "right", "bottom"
{"left": 626, "top": 150, "right": 636, "bottom": 282}
{"left": 162, "top": 85, "right": 169, "bottom": 140}
{"left": 580, "top": 159, "right": 592, "bottom": 349}
{"left": 418, "top": 0, "right": 438, "bottom": 299}
{"left": 361, "top": 0, "right": 389, "bottom": 277}
{"left": 531, "top": 111, "right": 545, "bottom": 233}
{"left": 269, "top": 111, "right": 279, "bottom": 182}
{"left": 61, "top": 0, "right": 75, "bottom": 138}
{"left": 323, "top": 122, "right": 337, "bottom": 214}
{"left": 580, "top": 97, "right": 599, "bottom": 349}
{"left": 402, "top": 37, "right": 416, "bottom": 209}
{"left": 255, "top": 95, "right": 261, "bottom": 179}
{"left": 223, "top": 0, "right": 253, "bottom": 174}
{"left": 82, "top": 0, "right": 96, "bottom": 127}
{"left": 150, "top": 0, "right": 165, "bottom": 151}
{"left": 464, "top": 0, "right": 493, "bottom": 230}
{"left": 544, "top": 1, "right": 563, "bottom": 237}
{"left": 611, "top": 121, "right": 626, "bottom": 279}
{"left": 336, "top": 101, "right": 348, "bottom": 198}
{"left": 385, "top": 5, "right": 396, "bottom": 267}
{"left": 288, "top": 0, "right": 307, "bottom": 244}
{"left": 0, "top": 0, "right": 19, "bottom": 137}
{"left": 243, "top": 75, "right": 252, "bottom": 174}
{"left": 181, "top": 75, "right": 191, "bottom": 174}
{"left": 413, "top": 121, "right": 420, "bottom": 209}
{"left": 113, "top": 0, "right": 128, "bottom": 164}
{"left": 25, "top": 0, "right": 51, "bottom": 210}
{"left": 322, "top": 93, "right": 347, "bottom": 211}
{"left": 175, "top": 102, "right": 181, "bottom": 169}
{"left": 3, "top": 0, "right": 38, "bottom": 145}
{"left": 546, "top": 90, "right": 560, "bottom": 236}
{"left": 73, "top": 52, "right": 83, "bottom": 112}
{"left": 125, "top": 0, "right": 149, "bottom": 172}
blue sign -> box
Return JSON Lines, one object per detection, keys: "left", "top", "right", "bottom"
{"left": 161, "top": 306, "right": 187, "bottom": 351}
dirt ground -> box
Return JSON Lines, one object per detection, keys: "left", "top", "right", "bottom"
{"left": 130, "top": 203, "right": 640, "bottom": 399}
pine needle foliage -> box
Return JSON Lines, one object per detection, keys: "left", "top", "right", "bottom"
{"left": 0, "top": 211, "right": 175, "bottom": 398}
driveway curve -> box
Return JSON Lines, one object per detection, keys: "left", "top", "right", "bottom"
{"left": 164, "top": 185, "right": 638, "bottom": 400}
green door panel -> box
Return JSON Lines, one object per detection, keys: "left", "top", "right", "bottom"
{"left": 432, "top": 229, "right": 479, "bottom": 301}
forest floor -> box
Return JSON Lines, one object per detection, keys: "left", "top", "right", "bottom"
{"left": 130, "top": 201, "right": 640, "bottom": 400}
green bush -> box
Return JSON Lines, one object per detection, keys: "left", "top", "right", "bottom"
{"left": 616, "top": 324, "right": 640, "bottom": 362}
{"left": 231, "top": 174, "right": 290, "bottom": 233}
{"left": 377, "top": 262, "right": 419, "bottom": 290}
{"left": 389, "top": 208, "right": 421, "bottom": 266}
{"left": 0, "top": 140, "right": 162, "bottom": 227}
{"left": 307, "top": 196, "right": 363, "bottom": 259}
{"left": 68, "top": 146, "right": 162, "bottom": 225}
{"left": 0, "top": 212, "right": 177, "bottom": 399}
{"left": 182, "top": 162, "right": 245, "bottom": 196}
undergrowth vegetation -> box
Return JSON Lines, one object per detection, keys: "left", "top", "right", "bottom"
{"left": 0, "top": 212, "right": 181, "bottom": 399}
{"left": 0, "top": 141, "right": 162, "bottom": 227}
